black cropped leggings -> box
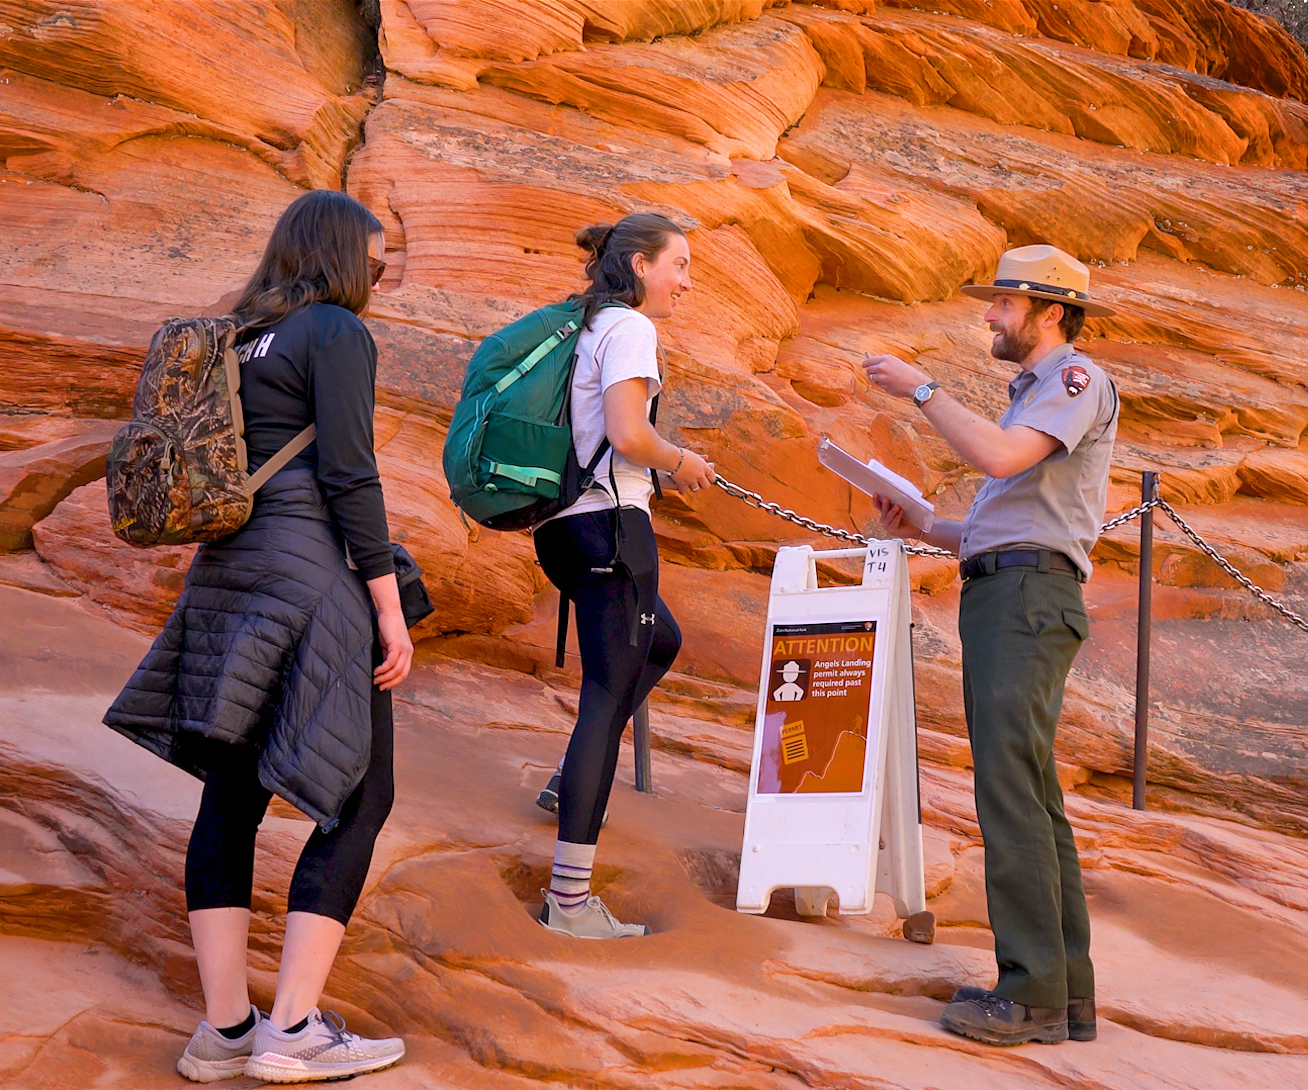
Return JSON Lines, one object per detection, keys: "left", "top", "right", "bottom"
{"left": 535, "top": 507, "right": 681, "bottom": 845}
{"left": 184, "top": 642, "right": 394, "bottom": 926}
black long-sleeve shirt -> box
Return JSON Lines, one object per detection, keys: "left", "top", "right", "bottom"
{"left": 236, "top": 303, "right": 393, "bottom": 580}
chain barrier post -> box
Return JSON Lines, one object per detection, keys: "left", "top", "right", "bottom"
{"left": 1132, "top": 471, "right": 1159, "bottom": 811}
{"left": 633, "top": 700, "right": 653, "bottom": 794}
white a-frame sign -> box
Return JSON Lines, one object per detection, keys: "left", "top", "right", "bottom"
{"left": 736, "top": 541, "right": 933, "bottom": 940}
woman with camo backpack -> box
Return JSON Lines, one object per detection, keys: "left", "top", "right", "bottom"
{"left": 106, "top": 190, "right": 412, "bottom": 1084}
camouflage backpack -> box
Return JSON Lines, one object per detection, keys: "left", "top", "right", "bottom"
{"left": 106, "top": 316, "right": 316, "bottom": 547}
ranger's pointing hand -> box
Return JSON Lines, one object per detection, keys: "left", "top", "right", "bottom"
{"left": 862, "top": 353, "right": 932, "bottom": 400}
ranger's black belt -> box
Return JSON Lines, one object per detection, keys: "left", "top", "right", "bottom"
{"left": 960, "top": 549, "right": 1085, "bottom": 583}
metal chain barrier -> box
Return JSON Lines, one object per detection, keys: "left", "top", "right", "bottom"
{"left": 1154, "top": 498, "right": 1308, "bottom": 634}
{"left": 713, "top": 475, "right": 952, "bottom": 559}
{"left": 713, "top": 476, "right": 1308, "bottom": 634}
{"left": 1098, "top": 498, "right": 1159, "bottom": 533}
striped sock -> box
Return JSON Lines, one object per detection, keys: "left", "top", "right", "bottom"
{"left": 550, "top": 840, "right": 596, "bottom": 917}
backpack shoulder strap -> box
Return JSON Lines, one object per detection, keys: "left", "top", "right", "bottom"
{"left": 648, "top": 339, "right": 667, "bottom": 499}
{"left": 225, "top": 316, "right": 317, "bottom": 497}
{"left": 555, "top": 591, "right": 570, "bottom": 669}
{"left": 583, "top": 436, "right": 611, "bottom": 477}
{"left": 494, "top": 319, "right": 581, "bottom": 396}
{"left": 648, "top": 393, "right": 663, "bottom": 501}
{"left": 245, "top": 424, "right": 316, "bottom": 495}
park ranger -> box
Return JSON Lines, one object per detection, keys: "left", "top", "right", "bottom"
{"left": 862, "top": 245, "right": 1119, "bottom": 1046}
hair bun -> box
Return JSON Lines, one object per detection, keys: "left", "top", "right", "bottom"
{"left": 575, "top": 222, "right": 614, "bottom": 256}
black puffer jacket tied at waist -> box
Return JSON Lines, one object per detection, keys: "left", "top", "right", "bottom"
{"left": 104, "top": 468, "right": 376, "bottom": 831}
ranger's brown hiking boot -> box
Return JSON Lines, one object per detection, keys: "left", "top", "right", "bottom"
{"left": 950, "top": 986, "right": 1096, "bottom": 1041}
{"left": 1066, "top": 996, "right": 1097, "bottom": 1041}
{"left": 940, "top": 989, "right": 1068, "bottom": 1045}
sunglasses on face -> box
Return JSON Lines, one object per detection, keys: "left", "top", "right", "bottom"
{"left": 368, "top": 256, "right": 387, "bottom": 286}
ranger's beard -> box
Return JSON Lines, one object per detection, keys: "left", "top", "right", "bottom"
{"left": 990, "top": 309, "right": 1043, "bottom": 363}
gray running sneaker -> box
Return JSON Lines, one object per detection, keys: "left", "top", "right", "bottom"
{"left": 538, "top": 890, "right": 650, "bottom": 938}
{"left": 535, "top": 771, "right": 563, "bottom": 813}
{"left": 177, "top": 1005, "right": 261, "bottom": 1083}
{"left": 535, "top": 771, "right": 608, "bottom": 826}
{"left": 244, "top": 1008, "right": 404, "bottom": 1083}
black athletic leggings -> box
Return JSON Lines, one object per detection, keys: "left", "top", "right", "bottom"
{"left": 535, "top": 507, "right": 681, "bottom": 845}
{"left": 184, "top": 641, "right": 394, "bottom": 926}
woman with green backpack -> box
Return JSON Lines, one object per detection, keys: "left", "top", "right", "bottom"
{"left": 534, "top": 213, "right": 716, "bottom": 939}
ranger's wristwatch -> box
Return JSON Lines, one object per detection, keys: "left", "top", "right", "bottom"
{"left": 913, "top": 380, "right": 940, "bottom": 408}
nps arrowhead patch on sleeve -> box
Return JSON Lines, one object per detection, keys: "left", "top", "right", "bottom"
{"left": 1062, "top": 365, "right": 1091, "bottom": 397}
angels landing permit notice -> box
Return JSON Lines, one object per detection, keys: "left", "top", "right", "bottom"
{"left": 757, "top": 620, "right": 877, "bottom": 794}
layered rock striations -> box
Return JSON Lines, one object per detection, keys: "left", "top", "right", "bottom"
{"left": 1, "top": 1, "right": 1307, "bottom": 1087}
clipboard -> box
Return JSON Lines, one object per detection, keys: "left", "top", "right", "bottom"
{"left": 817, "top": 437, "right": 936, "bottom": 532}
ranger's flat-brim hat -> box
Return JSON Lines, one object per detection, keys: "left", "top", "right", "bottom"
{"left": 961, "top": 244, "right": 1116, "bottom": 317}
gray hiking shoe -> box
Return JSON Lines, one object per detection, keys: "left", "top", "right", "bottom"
{"left": 244, "top": 1008, "right": 404, "bottom": 1083}
{"left": 535, "top": 772, "right": 562, "bottom": 813}
{"left": 538, "top": 890, "right": 650, "bottom": 938}
{"left": 177, "top": 1005, "right": 261, "bottom": 1083}
{"left": 535, "top": 771, "right": 607, "bottom": 827}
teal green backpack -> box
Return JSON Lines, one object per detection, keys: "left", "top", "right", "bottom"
{"left": 443, "top": 299, "right": 642, "bottom": 531}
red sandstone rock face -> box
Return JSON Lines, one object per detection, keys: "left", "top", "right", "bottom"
{"left": 2, "top": 0, "right": 1308, "bottom": 1086}
{"left": 0, "top": 418, "right": 117, "bottom": 550}
{"left": 31, "top": 479, "right": 198, "bottom": 632}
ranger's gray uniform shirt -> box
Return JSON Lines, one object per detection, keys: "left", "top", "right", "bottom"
{"left": 959, "top": 342, "right": 1119, "bottom": 579}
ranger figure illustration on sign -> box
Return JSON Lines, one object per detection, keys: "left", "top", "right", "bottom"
{"left": 772, "top": 660, "right": 807, "bottom": 702}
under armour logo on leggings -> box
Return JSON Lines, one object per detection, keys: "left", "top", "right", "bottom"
{"left": 640, "top": 613, "right": 656, "bottom": 625}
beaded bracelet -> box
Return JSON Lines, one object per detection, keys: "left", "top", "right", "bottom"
{"left": 671, "top": 447, "right": 685, "bottom": 476}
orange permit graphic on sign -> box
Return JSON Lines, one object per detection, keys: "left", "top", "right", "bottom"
{"left": 757, "top": 620, "right": 876, "bottom": 794}
{"left": 780, "top": 721, "right": 810, "bottom": 765}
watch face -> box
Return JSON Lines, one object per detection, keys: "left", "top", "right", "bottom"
{"left": 914, "top": 383, "right": 933, "bottom": 402}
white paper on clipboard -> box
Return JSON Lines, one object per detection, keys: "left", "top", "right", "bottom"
{"left": 817, "top": 437, "right": 936, "bottom": 532}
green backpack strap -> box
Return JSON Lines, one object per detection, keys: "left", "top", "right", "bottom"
{"left": 493, "top": 320, "right": 579, "bottom": 395}
{"left": 475, "top": 317, "right": 580, "bottom": 499}
{"left": 485, "top": 461, "right": 562, "bottom": 488}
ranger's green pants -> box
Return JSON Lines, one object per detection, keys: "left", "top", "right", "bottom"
{"left": 959, "top": 566, "right": 1095, "bottom": 1010}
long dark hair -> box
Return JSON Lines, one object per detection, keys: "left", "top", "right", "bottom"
{"left": 571, "top": 212, "right": 685, "bottom": 327}
{"left": 233, "top": 190, "right": 383, "bottom": 330}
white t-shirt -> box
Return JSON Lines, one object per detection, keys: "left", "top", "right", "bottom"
{"left": 544, "top": 306, "right": 662, "bottom": 522}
